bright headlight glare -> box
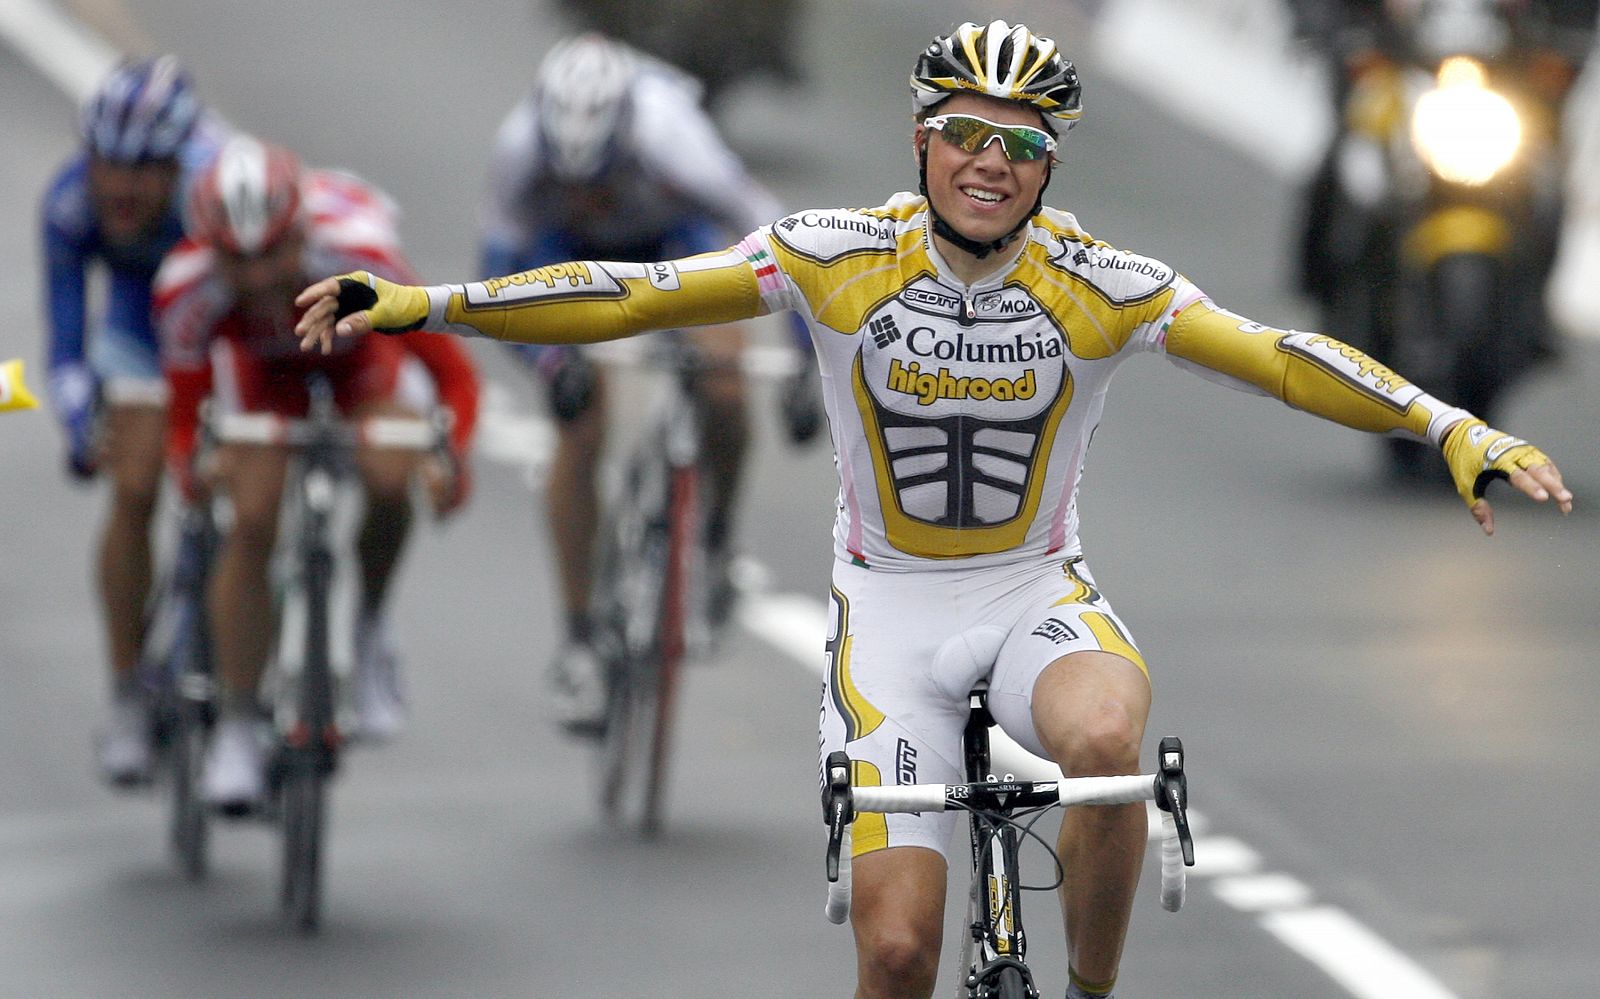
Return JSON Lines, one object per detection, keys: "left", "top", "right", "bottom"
{"left": 1411, "top": 57, "right": 1521, "bottom": 185}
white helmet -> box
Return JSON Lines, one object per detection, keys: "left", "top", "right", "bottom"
{"left": 537, "top": 34, "right": 638, "bottom": 182}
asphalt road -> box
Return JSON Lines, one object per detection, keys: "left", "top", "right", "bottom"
{"left": 3, "top": 1, "right": 1597, "bottom": 996}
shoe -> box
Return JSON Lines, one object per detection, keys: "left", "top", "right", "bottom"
{"left": 201, "top": 716, "right": 267, "bottom": 815}
{"left": 95, "top": 694, "right": 154, "bottom": 787}
{"left": 549, "top": 641, "right": 608, "bottom": 737}
{"left": 352, "top": 616, "right": 407, "bottom": 741}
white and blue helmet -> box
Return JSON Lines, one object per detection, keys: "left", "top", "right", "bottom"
{"left": 81, "top": 56, "right": 203, "bottom": 163}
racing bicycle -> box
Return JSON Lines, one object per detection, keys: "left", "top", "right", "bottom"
{"left": 588, "top": 338, "right": 716, "bottom": 837}
{"left": 136, "top": 489, "right": 220, "bottom": 880}
{"left": 822, "top": 688, "right": 1195, "bottom": 998}
{"left": 211, "top": 376, "right": 451, "bottom": 932}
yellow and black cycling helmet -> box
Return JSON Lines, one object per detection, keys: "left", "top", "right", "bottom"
{"left": 911, "top": 20, "right": 1082, "bottom": 132}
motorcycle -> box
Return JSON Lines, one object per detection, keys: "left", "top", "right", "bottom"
{"left": 1306, "top": 0, "right": 1567, "bottom": 478}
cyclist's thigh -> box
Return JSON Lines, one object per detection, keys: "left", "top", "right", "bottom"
{"left": 318, "top": 339, "right": 413, "bottom": 499}
{"left": 88, "top": 317, "right": 168, "bottom": 439}
{"left": 213, "top": 443, "right": 291, "bottom": 543}
{"left": 987, "top": 557, "right": 1150, "bottom": 761}
{"left": 820, "top": 560, "right": 969, "bottom": 862}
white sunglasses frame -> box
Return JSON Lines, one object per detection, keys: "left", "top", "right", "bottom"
{"left": 922, "top": 113, "right": 1059, "bottom": 161}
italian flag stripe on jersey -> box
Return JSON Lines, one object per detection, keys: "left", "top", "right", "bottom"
{"left": 739, "top": 235, "right": 786, "bottom": 296}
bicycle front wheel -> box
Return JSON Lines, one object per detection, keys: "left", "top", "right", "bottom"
{"left": 167, "top": 696, "right": 210, "bottom": 880}
{"left": 990, "top": 966, "right": 1030, "bottom": 999}
{"left": 599, "top": 463, "right": 698, "bottom": 837}
{"left": 279, "top": 752, "right": 327, "bottom": 934}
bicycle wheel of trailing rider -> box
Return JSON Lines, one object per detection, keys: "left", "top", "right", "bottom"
{"left": 597, "top": 452, "right": 699, "bottom": 837}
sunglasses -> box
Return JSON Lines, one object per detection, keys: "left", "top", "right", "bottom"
{"left": 923, "top": 113, "right": 1058, "bottom": 162}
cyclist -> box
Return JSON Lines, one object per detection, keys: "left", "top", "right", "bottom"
{"left": 40, "top": 56, "right": 227, "bottom": 785}
{"left": 297, "top": 20, "right": 1572, "bottom": 999}
{"left": 161, "top": 135, "right": 480, "bottom": 810}
{"left": 479, "top": 32, "right": 818, "bottom": 734}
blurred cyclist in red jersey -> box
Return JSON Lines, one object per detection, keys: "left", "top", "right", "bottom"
{"left": 158, "top": 135, "right": 480, "bottom": 810}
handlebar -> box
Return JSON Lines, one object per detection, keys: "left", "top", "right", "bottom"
{"left": 207, "top": 409, "right": 450, "bottom": 451}
{"left": 822, "top": 739, "right": 1196, "bottom": 924}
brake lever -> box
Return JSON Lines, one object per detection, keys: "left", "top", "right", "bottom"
{"left": 1156, "top": 736, "right": 1195, "bottom": 866}
{"left": 824, "top": 750, "right": 853, "bottom": 883}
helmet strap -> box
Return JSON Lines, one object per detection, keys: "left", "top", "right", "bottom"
{"left": 917, "top": 139, "right": 1052, "bottom": 260}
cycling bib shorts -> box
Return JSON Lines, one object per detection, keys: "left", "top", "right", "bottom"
{"left": 819, "top": 554, "right": 1147, "bottom": 860}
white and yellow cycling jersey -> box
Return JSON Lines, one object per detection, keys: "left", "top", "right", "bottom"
{"left": 416, "top": 193, "right": 1469, "bottom": 570}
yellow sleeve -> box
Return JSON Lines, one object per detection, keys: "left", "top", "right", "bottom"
{"left": 428, "top": 250, "right": 764, "bottom": 345}
{"left": 1164, "top": 299, "right": 1470, "bottom": 444}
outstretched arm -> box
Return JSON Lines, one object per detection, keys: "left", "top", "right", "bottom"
{"left": 295, "top": 248, "right": 767, "bottom": 351}
{"left": 1163, "top": 299, "right": 1572, "bottom": 534}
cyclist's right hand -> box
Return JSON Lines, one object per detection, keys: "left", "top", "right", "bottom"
{"left": 49, "top": 362, "right": 99, "bottom": 480}
{"left": 295, "top": 271, "right": 429, "bottom": 353}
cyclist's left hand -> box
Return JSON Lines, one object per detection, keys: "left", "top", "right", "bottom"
{"left": 422, "top": 451, "right": 470, "bottom": 518}
{"left": 295, "top": 271, "right": 429, "bottom": 354}
{"left": 1441, "top": 418, "right": 1572, "bottom": 535}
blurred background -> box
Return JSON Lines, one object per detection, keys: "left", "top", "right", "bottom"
{"left": 3, "top": 0, "right": 1597, "bottom": 996}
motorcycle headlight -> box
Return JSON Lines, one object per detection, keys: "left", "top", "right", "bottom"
{"left": 1410, "top": 57, "right": 1522, "bottom": 186}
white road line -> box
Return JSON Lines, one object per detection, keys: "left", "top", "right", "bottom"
{"left": 0, "top": 0, "right": 120, "bottom": 101}
{"left": 1263, "top": 907, "right": 1464, "bottom": 999}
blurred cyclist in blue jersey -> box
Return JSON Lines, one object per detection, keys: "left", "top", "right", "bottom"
{"left": 39, "top": 56, "right": 228, "bottom": 786}
{"left": 480, "top": 33, "right": 820, "bottom": 734}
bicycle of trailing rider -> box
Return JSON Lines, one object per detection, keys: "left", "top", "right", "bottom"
{"left": 588, "top": 337, "right": 717, "bottom": 838}
{"left": 823, "top": 687, "right": 1194, "bottom": 998}
{"left": 209, "top": 375, "right": 452, "bottom": 932}
{"left": 136, "top": 478, "right": 220, "bottom": 881}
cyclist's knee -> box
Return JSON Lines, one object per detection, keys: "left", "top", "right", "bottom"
{"left": 1043, "top": 703, "right": 1143, "bottom": 776}
{"left": 851, "top": 847, "right": 945, "bottom": 996}
{"left": 1033, "top": 671, "right": 1146, "bottom": 777}
{"left": 855, "top": 921, "right": 940, "bottom": 997}
{"left": 108, "top": 474, "right": 161, "bottom": 523}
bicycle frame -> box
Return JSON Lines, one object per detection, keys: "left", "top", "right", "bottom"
{"left": 823, "top": 693, "right": 1193, "bottom": 998}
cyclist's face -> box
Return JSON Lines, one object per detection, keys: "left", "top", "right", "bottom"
{"left": 217, "top": 227, "right": 306, "bottom": 304}
{"left": 88, "top": 157, "right": 179, "bottom": 245}
{"left": 916, "top": 94, "right": 1052, "bottom": 250}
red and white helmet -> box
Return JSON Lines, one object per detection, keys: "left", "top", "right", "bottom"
{"left": 187, "top": 134, "right": 303, "bottom": 253}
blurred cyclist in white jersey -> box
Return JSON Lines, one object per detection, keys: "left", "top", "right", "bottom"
{"left": 479, "top": 33, "right": 819, "bottom": 735}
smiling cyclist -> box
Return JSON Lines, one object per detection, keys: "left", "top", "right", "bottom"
{"left": 297, "top": 20, "right": 1572, "bottom": 999}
